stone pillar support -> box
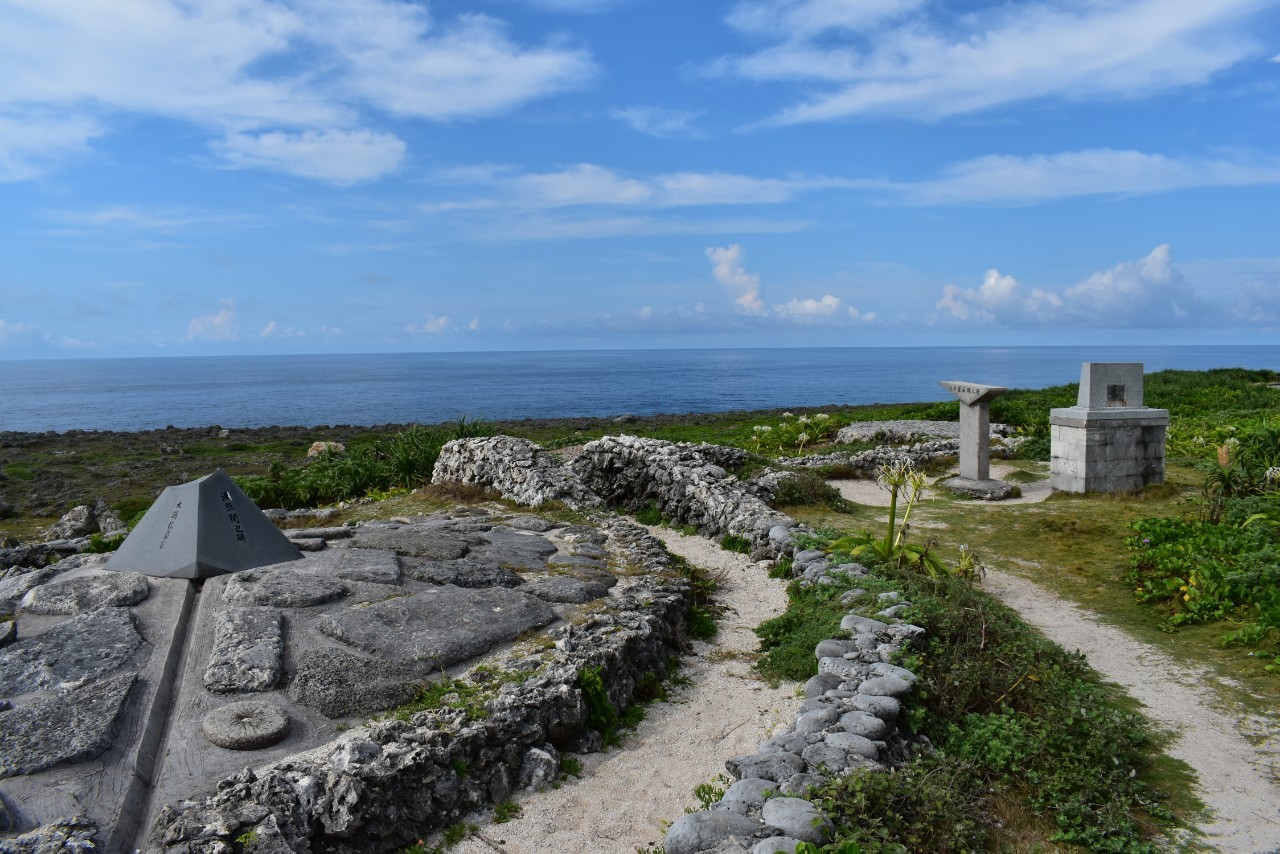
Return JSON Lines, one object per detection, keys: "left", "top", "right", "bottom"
{"left": 939, "top": 380, "right": 1015, "bottom": 500}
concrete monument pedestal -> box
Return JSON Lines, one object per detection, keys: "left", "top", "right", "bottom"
{"left": 938, "top": 380, "right": 1018, "bottom": 501}
{"left": 1050, "top": 363, "right": 1169, "bottom": 493}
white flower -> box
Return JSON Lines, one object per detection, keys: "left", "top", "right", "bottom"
{"left": 815, "top": 413, "right": 830, "bottom": 421}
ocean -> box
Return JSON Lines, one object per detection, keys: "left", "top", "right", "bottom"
{"left": 3, "top": 345, "right": 1278, "bottom": 433}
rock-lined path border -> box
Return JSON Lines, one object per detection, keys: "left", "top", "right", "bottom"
{"left": 983, "top": 570, "right": 1280, "bottom": 853}
{"left": 452, "top": 527, "right": 800, "bottom": 854}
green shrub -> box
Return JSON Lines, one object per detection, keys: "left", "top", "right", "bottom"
{"left": 770, "top": 473, "right": 849, "bottom": 511}
{"left": 719, "top": 533, "right": 751, "bottom": 553}
{"left": 236, "top": 419, "right": 492, "bottom": 509}
{"left": 84, "top": 532, "right": 126, "bottom": 553}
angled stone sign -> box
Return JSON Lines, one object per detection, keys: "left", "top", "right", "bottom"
{"left": 938, "top": 379, "right": 1016, "bottom": 500}
{"left": 108, "top": 469, "right": 300, "bottom": 579}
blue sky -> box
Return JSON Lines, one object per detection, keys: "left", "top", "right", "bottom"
{"left": 1, "top": 0, "right": 1278, "bottom": 358}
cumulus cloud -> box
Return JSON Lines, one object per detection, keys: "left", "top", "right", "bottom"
{"left": 612, "top": 106, "right": 703, "bottom": 138}
{"left": 707, "top": 244, "right": 872, "bottom": 323}
{"left": 713, "top": 0, "right": 1268, "bottom": 124}
{"left": 186, "top": 300, "right": 238, "bottom": 341}
{"left": 0, "top": 0, "right": 595, "bottom": 181}
{"left": 212, "top": 129, "right": 407, "bottom": 184}
{"left": 875, "top": 148, "right": 1280, "bottom": 206}
{"left": 934, "top": 245, "right": 1214, "bottom": 328}
{"left": 707, "top": 244, "right": 765, "bottom": 314}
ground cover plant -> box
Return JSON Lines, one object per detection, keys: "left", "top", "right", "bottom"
{"left": 756, "top": 542, "right": 1188, "bottom": 853}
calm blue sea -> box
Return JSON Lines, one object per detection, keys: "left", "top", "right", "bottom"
{"left": 2, "top": 346, "right": 1278, "bottom": 433}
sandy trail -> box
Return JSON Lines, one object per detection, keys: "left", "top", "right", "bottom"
{"left": 453, "top": 528, "right": 800, "bottom": 854}
{"left": 983, "top": 570, "right": 1280, "bottom": 853}
{"left": 829, "top": 461, "right": 1052, "bottom": 507}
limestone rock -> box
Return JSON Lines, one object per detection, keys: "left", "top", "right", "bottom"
{"left": 224, "top": 568, "right": 346, "bottom": 607}
{"left": 287, "top": 648, "right": 423, "bottom": 718}
{"left": 204, "top": 607, "right": 284, "bottom": 693}
{"left": 521, "top": 576, "right": 610, "bottom": 604}
{"left": 572, "top": 435, "right": 792, "bottom": 553}
{"left": 720, "top": 777, "right": 775, "bottom": 815}
{"left": 664, "top": 810, "right": 762, "bottom": 854}
{"left": 202, "top": 701, "right": 290, "bottom": 750}
{"left": 20, "top": 571, "right": 149, "bottom": 615}
{"left": 44, "top": 505, "right": 96, "bottom": 542}
{"left": 0, "top": 672, "right": 136, "bottom": 778}
{"left": 349, "top": 526, "right": 474, "bottom": 560}
{"left": 0, "top": 608, "right": 142, "bottom": 694}
{"left": 317, "top": 586, "right": 557, "bottom": 670}
{"left": 726, "top": 752, "right": 806, "bottom": 783}
{"left": 433, "top": 436, "right": 602, "bottom": 510}
{"left": 760, "top": 797, "right": 833, "bottom": 845}
{"left": 406, "top": 559, "right": 524, "bottom": 589}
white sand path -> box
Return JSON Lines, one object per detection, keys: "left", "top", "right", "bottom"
{"left": 452, "top": 527, "right": 800, "bottom": 854}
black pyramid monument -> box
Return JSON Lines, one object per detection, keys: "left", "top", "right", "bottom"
{"left": 108, "top": 469, "right": 301, "bottom": 579}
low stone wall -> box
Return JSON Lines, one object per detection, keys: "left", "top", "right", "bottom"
{"left": 787, "top": 439, "right": 962, "bottom": 476}
{"left": 663, "top": 552, "right": 926, "bottom": 854}
{"left": 432, "top": 436, "right": 602, "bottom": 510}
{"left": 571, "top": 436, "right": 794, "bottom": 553}
{"left": 148, "top": 519, "right": 690, "bottom": 853}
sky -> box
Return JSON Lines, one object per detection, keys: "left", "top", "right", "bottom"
{"left": 1, "top": 0, "right": 1278, "bottom": 359}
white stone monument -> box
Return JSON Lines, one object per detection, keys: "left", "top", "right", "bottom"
{"left": 939, "top": 380, "right": 1017, "bottom": 500}
{"left": 1049, "top": 363, "right": 1169, "bottom": 493}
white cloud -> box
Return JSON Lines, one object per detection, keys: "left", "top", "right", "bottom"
{"left": 0, "top": 112, "right": 102, "bottom": 181}
{"left": 707, "top": 244, "right": 765, "bottom": 314}
{"left": 52, "top": 205, "right": 251, "bottom": 231}
{"left": 406, "top": 313, "right": 451, "bottom": 334}
{"left": 212, "top": 129, "right": 407, "bottom": 184}
{"left": 469, "top": 316, "right": 480, "bottom": 331}
{"left": 0, "top": 0, "right": 594, "bottom": 181}
{"left": 479, "top": 214, "right": 812, "bottom": 240}
{"left": 775, "top": 294, "right": 841, "bottom": 317}
{"left": 0, "top": 318, "right": 35, "bottom": 345}
{"left": 261, "top": 320, "right": 305, "bottom": 338}
{"left": 876, "top": 148, "right": 1280, "bottom": 206}
{"left": 934, "top": 244, "right": 1214, "bottom": 327}
{"left": 435, "top": 162, "right": 851, "bottom": 210}
{"left": 714, "top": 0, "right": 1268, "bottom": 123}
{"left": 612, "top": 106, "right": 703, "bottom": 138}
{"left": 726, "top": 0, "right": 923, "bottom": 39}
{"left": 706, "top": 244, "right": 875, "bottom": 324}
{"left": 186, "top": 299, "right": 238, "bottom": 341}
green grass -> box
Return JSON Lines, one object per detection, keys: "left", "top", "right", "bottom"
{"left": 760, "top": 557, "right": 1195, "bottom": 852}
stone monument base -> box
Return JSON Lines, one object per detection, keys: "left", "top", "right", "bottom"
{"left": 1049, "top": 408, "right": 1169, "bottom": 494}
{"left": 940, "top": 477, "right": 1019, "bottom": 501}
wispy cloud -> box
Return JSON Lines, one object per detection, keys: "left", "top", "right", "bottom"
{"left": 212, "top": 130, "right": 407, "bottom": 184}
{"left": 0, "top": 0, "right": 595, "bottom": 182}
{"left": 0, "top": 318, "right": 35, "bottom": 346}
{"left": 869, "top": 148, "right": 1280, "bottom": 206}
{"left": 707, "top": 244, "right": 765, "bottom": 314}
{"left": 427, "top": 162, "right": 853, "bottom": 210}
{"left": 405, "top": 313, "right": 452, "bottom": 335}
{"left": 612, "top": 106, "right": 704, "bottom": 138}
{"left": 714, "top": 0, "right": 1269, "bottom": 124}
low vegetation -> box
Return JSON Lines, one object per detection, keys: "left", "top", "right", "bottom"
{"left": 756, "top": 539, "right": 1189, "bottom": 852}
{"left": 235, "top": 419, "right": 494, "bottom": 510}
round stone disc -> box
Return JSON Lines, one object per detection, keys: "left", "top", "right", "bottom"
{"left": 202, "top": 701, "right": 290, "bottom": 750}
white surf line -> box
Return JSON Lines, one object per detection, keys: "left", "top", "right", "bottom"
{"left": 983, "top": 570, "right": 1280, "bottom": 854}
{"left": 452, "top": 527, "right": 799, "bottom": 854}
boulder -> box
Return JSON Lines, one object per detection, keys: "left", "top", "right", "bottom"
{"left": 20, "top": 571, "right": 149, "bottom": 615}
